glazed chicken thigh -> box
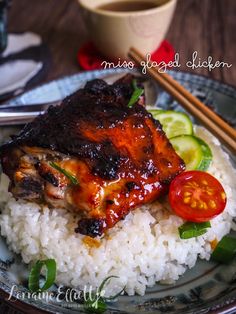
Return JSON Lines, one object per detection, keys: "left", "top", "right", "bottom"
{"left": 0, "top": 75, "right": 185, "bottom": 236}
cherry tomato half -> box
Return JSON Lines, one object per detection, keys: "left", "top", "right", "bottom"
{"left": 169, "top": 171, "right": 227, "bottom": 222}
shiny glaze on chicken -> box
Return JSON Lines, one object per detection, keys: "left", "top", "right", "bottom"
{"left": 0, "top": 75, "right": 185, "bottom": 237}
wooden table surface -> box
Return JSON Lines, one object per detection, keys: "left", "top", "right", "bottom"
{"left": 1, "top": 0, "right": 236, "bottom": 313}
{"left": 6, "top": 0, "right": 236, "bottom": 86}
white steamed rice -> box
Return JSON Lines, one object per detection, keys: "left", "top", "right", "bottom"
{"left": 0, "top": 126, "right": 235, "bottom": 296}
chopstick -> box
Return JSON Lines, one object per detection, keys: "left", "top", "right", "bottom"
{"left": 129, "top": 47, "right": 236, "bottom": 154}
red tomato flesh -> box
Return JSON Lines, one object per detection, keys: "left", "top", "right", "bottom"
{"left": 169, "top": 171, "right": 227, "bottom": 222}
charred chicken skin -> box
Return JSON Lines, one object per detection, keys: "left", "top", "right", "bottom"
{"left": 0, "top": 75, "right": 185, "bottom": 237}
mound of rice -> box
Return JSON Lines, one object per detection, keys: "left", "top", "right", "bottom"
{"left": 0, "top": 126, "right": 235, "bottom": 296}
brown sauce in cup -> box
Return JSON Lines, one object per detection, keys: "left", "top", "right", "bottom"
{"left": 97, "top": 1, "right": 157, "bottom": 12}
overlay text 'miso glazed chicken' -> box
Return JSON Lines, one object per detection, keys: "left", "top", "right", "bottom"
{"left": 0, "top": 75, "right": 185, "bottom": 237}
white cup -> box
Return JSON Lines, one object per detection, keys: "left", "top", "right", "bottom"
{"left": 79, "top": 0, "right": 177, "bottom": 59}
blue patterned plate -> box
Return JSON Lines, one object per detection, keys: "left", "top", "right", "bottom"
{"left": 0, "top": 69, "right": 236, "bottom": 314}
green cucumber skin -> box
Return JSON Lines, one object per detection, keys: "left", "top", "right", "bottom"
{"left": 170, "top": 135, "right": 213, "bottom": 172}
{"left": 148, "top": 110, "right": 194, "bottom": 137}
{"left": 194, "top": 137, "right": 213, "bottom": 171}
{"left": 159, "top": 113, "right": 193, "bottom": 138}
{"left": 148, "top": 109, "right": 166, "bottom": 115}
{"left": 148, "top": 109, "right": 212, "bottom": 172}
{"left": 170, "top": 135, "right": 203, "bottom": 171}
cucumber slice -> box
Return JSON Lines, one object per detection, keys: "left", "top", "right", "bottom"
{"left": 148, "top": 109, "right": 166, "bottom": 116}
{"left": 150, "top": 110, "right": 193, "bottom": 139}
{"left": 170, "top": 135, "right": 213, "bottom": 171}
{"left": 195, "top": 137, "right": 213, "bottom": 171}
{"left": 170, "top": 135, "right": 203, "bottom": 170}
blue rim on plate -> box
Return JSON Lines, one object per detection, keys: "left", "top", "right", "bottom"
{"left": 0, "top": 69, "right": 236, "bottom": 314}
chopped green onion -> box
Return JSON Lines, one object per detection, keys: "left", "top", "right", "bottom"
{"left": 104, "top": 286, "right": 125, "bottom": 301}
{"left": 100, "top": 276, "right": 125, "bottom": 301}
{"left": 50, "top": 162, "right": 79, "bottom": 185}
{"left": 98, "top": 275, "right": 118, "bottom": 295}
{"left": 28, "top": 259, "right": 56, "bottom": 292}
{"left": 84, "top": 276, "right": 125, "bottom": 313}
{"left": 127, "top": 79, "right": 144, "bottom": 108}
{"left": 179, "top": 221, "right": 211, "bottom": 239}
{"left": 211, "top": 236, "right": 236, "bottom": 264}
{"left": 84, "top": 298, "right": 107, "bottom": 314}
